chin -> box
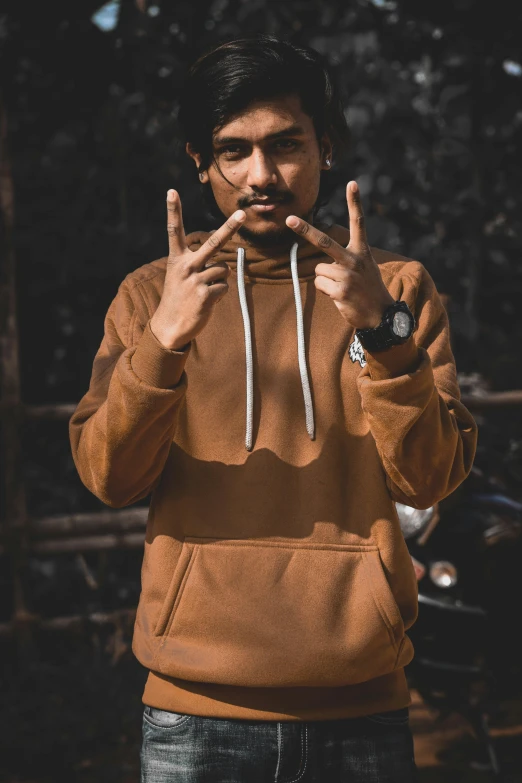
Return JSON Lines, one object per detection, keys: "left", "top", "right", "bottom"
{"left": 238, "top": 223, "right": 297, "bottom": 249}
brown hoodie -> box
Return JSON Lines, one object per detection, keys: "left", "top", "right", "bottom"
{"left": 70, "top": 224, "right": 477, "bottom": 721}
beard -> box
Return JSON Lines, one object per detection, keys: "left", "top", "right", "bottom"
{"left": 201, "top": 178, "right": 320, "bottom": 249}
{"left": 236, "top": 222, "right": 299, "bottom": 249}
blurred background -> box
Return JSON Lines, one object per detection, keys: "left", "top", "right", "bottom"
{"left": 1, "top": 0, "right": 522, "bottom": 780}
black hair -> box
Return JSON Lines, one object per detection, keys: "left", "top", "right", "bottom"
{"left": 179, "top": 35, "right": 350, "bottom": 168}
{"left": 178, "top": 35, "right": 351, "bottom": 220}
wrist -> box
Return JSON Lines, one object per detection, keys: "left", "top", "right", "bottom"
{"left": 355, "top": 294, "right": 395, "bottom": 330}
{"left": 149, "top": 317, "right": 191, "bottom": 351}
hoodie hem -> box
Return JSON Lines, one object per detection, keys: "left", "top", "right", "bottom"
{"left": 142, "top": 669, "right": 411, "bottom": 722}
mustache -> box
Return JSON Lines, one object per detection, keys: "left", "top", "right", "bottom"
{"left": 237, "top": 190, "right": 294, "bottom": 208}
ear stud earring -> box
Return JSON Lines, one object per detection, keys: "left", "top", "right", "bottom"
{"left": 199, "top": 172, "right": 205, "bottom": 181}
{"left": 325, "top": 158, "right": 331, "bottom": 168}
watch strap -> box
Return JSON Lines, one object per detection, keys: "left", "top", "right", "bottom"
{"left": 355, "top": 301, "right": 415, "bottom": 353}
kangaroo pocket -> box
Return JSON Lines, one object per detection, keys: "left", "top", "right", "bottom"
{"left": 151, "top": 537, "right": 408, "bottom": 688}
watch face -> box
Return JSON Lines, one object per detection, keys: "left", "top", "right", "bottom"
{"left": 392, "top": 311, "right": 412, "bottom": 338}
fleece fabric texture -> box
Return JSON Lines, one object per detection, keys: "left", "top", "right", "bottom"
{"left": 70, "top": 223, "right": 478, "bottom": 721}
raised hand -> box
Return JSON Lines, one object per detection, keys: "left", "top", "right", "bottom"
{"left": 150, "top": 190, "right": 246, "bottom": 350}
{"left": 285, "top": 181, "right": 394, "bottom": 330}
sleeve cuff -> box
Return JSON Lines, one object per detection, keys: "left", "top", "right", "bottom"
{"left": 364, "top": 337, "right": 422, "bottom": 381}
{"left": 131, "top": 322, "right": 191, "bottom": 389}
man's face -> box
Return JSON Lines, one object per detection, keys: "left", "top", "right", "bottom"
{"left": 189, "top": 95, "right": 331, "bottom": 247}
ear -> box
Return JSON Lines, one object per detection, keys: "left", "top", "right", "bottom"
{"left": 186, "top": 143, "right": 209, "bottom": 182}
{"left": 320, "top": 134, "right": 333, "bottom": 171}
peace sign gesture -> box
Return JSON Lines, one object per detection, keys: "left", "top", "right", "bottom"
{"left": 150, "top": 190, "right": 246, "bottom": 350}
{"left": 286, "top": 181, "right": 394, "bottom": 330}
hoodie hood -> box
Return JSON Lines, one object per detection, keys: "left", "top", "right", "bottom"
{"left": 186, "top": 223, "right": 351, "bottom": 281}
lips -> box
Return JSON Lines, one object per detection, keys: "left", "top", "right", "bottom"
{"left": 247, "top": 201, "right": 281, "bottom": 212}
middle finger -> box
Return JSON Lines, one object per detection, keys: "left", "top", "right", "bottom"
{"left": 199, "top": 263, "right": 230, "bottom": 285}
{"left": 315, "top": 261, "right": 352, "bottom": 282}
{"left": 166, "top": 189, "right": 187, "bottom": 257}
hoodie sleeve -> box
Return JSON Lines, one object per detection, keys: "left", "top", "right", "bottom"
{"left": 69, "top": 276, "right": 190, "bottom": 508}
{"left": 357, "top": 262, "right": 478, "bottom": 510}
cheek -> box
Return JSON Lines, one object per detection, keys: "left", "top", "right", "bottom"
{"left": 221, "top": 164, "right": 243, "bottom": 182}
{"left": 209, "top": 175, "right": 240, "bottom": 206}
{"left": 284, "top": 158, "right": 321, "bottom": 201}
{"left": 211, "top": 162, "right": 249, "bottom": 193}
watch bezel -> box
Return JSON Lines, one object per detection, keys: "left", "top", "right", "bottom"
{"left": 391, "top": 310, "right": 413, "bottom": 338}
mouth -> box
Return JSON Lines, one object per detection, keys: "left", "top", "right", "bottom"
{"left": 247, "top": 201, "right": 283, "bottom": 213}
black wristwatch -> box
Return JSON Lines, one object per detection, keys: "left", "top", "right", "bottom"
{"left": 355, "top": 301, "right": 415, "bottom": 353}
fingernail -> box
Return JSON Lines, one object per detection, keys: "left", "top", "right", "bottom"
{"left": 349, "top": 181, "right": 358, "bottom": 193}
{"left": 233, "top": 210, "right": 246, "bottom": 222}
{"left": 286, "top": 216, "right": 299, "bottom": 228}
{"left": 167, "top": 189, "right": 176, "bottom": 201}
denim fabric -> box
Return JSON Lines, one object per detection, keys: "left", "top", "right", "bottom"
{"left": 141, "top": 706, "right": 418, "bottom": 782}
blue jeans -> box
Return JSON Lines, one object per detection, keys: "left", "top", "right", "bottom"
{"left": 140, "top": 706, "right": 418, "bottom": 782}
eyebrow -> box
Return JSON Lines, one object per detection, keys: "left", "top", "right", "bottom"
{"left": 213, "top": 124, "right": 307, "bottom": 146}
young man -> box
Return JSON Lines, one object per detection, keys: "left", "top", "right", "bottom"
{"left": 70, "top": 36, "right": 477, "bottom": 782}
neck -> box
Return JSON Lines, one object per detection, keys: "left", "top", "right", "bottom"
{"left": 237, "top": 225, "right": 297, "bottom": 251}
{"left": 237, "top": 212, "right": 315, "bottom": 252}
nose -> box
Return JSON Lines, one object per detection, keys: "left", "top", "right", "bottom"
{"left": 246, "top": 148, "right": 277, "bottom": 191}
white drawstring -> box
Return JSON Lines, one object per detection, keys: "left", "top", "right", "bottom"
{"left": 237, "top": 243, "right": 315, "bottom": 451}
{"left": 290, "top": 242, "right": 315, "bottom": 441}
{"left": 236, "top": 247, "right": 254, "bottom": 451}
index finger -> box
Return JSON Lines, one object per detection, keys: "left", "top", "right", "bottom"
{"left": 285, "top": 217, "right": 346, "bottom": 262}
{"left": 346, "top": 181, "right": 368, "bottom": 250}
{"left": 194, "top": 210, "right": 246, "bottom": 267}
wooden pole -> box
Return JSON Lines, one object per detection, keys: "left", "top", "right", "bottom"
{"left": 1, "top": 390, "right": 521, "bottom": 422}
{"left": 0, "top": 607, "right": 137, "bottom": 637}
{"left": 25, "top": 403, "right": 78, "bottom": 420}
{"left": 29, "top": 531, "right": 146, "bottom": 554}
{"left": 461, "top": 390, "right": 522, "bottom": 408}
{"left": 30, "top": 507, "right": 148, "bottom": 537}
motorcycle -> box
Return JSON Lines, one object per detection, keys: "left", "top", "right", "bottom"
{"left": 397, "top": 465, "right": 522, "bottom": 778}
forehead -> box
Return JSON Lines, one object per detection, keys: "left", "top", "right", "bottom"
{"left": 213, "top": 95, "right": 316, "bottom": 143}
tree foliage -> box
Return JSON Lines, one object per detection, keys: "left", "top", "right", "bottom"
{"left": 1, "top": 5, "right": 522, "bottom": 777}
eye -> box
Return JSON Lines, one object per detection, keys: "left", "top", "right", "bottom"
{"left": 273, "top": 139, "right": 298, "bottom": 151}
{"left": 218, "top": 145, "right": 245, "bottom": 159}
